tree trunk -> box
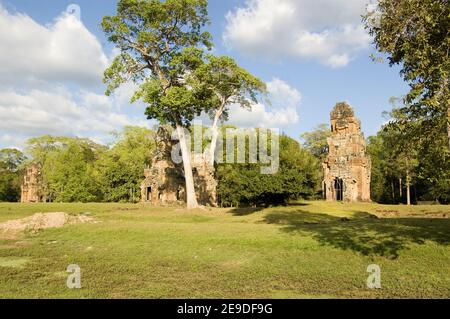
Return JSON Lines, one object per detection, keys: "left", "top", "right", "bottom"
{"left": 406, "top": 170, "right": 411, "bottom": 206}
{"left": 443, "top": 78, "right": 450, "bottom": 150}
{"left": 176, "top": 124, "right": 199, "bottom": 209}
{"left": 447, "top": 104, "right": 450, "bottom": 150}
{"left": 208, "top": 106, "right": 224, "bottom": 166}
{"left": 399, "top": 177, "right": 403, "bottom": 199}
{"left": 391, "top": 179, "right": 395, "bottom": 203}
{"left": 436, "top": 78, "right": 450, "bottom": 149}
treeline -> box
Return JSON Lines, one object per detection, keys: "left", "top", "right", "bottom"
{"left": 2, "top": 120, "right": 449, "bottom": 205}
{"left": 367, "top": 109, "right": 450, "bottom": 204}
{"left": 0, "top": 126, "right": 155, "bottom": 203}
{"left": 0, "top": 148, "right": 25, "bottom": 202}
{"left": 217, "top": 133, "right": 321, "bottom": 207}
{"left": 0, "top": 126, "right": 322, "bottom": 205}
{"left": 363, "top": 0, "right": 450, "bottom": 204}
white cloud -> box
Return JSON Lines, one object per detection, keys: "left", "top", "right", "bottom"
{"left": 0, "top": 6, "right": 108, "bottom": 87}
{"left": 0, "top": 134, "right": 26, "bottom": 150}
{"left": 266, "top": 78, "right": 301, "bottom": 109}
{"left": 223, "top": 0, "right": 373, "bottom": 68}
{"left": 227, "top": 78, "right": 300, "bottom": 128}
{"left": 0, "top": 88, "right": 148, "bottom": 140}
{"left": 0, "top": 7, "right": 153, "bottom": 149}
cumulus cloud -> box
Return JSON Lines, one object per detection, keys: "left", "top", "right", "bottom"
{"left": 0, "top": 88, "right": 148, "bottom": 145}
{"left": 0, "top": 6, "right": 108, "bottom": 87}
{"left": 0, "top": 6, "right": 153, "bottom": 149}
{"left": 227, "top": 78, "right": 301, "bottom": 128}
{"left": 223, "top": 0, "right": 373, "bottom": 68}
{"left": 0, "top": 134, "right": 26, "bottom": 150}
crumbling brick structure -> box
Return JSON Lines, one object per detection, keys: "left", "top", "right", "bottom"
{"left": 141, "top": 127, "right": 217, "bottom": 206}
{"left": 323, "top": 102, "right": 371, "bottom": 202}
{"left": 21, "top": 163, "right": 47, "bottom": 203}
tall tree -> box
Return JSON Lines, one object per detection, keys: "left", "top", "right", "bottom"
{"left": 383, "top": 128, "right": 418, "bottom": 206}
{"left": 364, "top": 0, "right": 450, "bottom": 147}
{"left": 102, "top": 0, "right": 213, "bottom": 209}
{"left": 192, "top": 55, "right": 266, "bottom": 165}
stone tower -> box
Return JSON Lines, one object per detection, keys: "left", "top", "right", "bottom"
{"left": 21, "top": 163, "right": 46, "bottom": 203}
{"left": 141, "top": 127, "right": 217, "bottom": 206}
{"left": 323, "top": 102, "right": 371, "bottom": 202}
{"left": 140, "top": 127, "right": 185, "bottom": 205}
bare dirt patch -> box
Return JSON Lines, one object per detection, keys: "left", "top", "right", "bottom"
{"left": 0, "top": 212, "right": 96, "bottom": 239}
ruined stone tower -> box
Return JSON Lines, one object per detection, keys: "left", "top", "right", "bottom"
{"left": 141, "top": 127, "right": 217, "bottom": 206}
{"left": 323, "top": 102, "right": 371, "bottom": 202}
{"left": 21, "top": 163, "right": 46, "bottom": 203}
{"left": 141, "top": 127, "right": 185, "bottom": 205}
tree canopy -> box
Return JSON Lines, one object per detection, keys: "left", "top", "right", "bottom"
{"left": 217, "top": 134, "right": 321, "bottom": 207}
{"left": 102, "top": 0, "right": 212, "bottom": 126}
{"left": 95, "top": 126, "right": 156, "bottom": 202}
{"left": 300, "top": 124, "right": 331, "bottom": 160}
{"left": 102, "top": 0, "right": 215, "bottom": 208}
{"left": 0, "top": 148, "right": 26, "bottom": 202}
{"left": 192, "top": 54, "right": 266, "bottom": 164}
{"left": 364, "top": 0, "right": 450, "bottom": 146}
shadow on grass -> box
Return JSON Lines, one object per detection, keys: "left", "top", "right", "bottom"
{"left": 229, "top": 207, "right": 266, "bottom": 216}
{"left": 229, "top": 202, "right": 310, "bottom": 216}
{"left": 263, "top": 210, "right": 450, "bottom": 259}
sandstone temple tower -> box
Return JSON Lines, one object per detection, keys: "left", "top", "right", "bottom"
{"left": 141, "top": 127, "right": 217, "bottom": 206}
{"left": 323, "top": 102, "right": 371, "bottom": 202}
{"left": 21, "top": 163, "right": 46, "bottom": 203}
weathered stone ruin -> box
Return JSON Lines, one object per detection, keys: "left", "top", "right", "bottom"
{"left": 141, "top": 127, "right": 186, "bottom": 205}
{"left": 141, "top": 127, "right": 217, "bottom": 206}
{"left": 21, "top": 163, "right": 47, "bottom": 203}
{"left": 189, "top": 153, "right": 217, "bottom": 206}
{"left": 323, "top": 102, "right": 371, "bottom": 202}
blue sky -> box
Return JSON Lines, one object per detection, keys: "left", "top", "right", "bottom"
{"left": 0, "top": 0, "right": 410, "bottom": 149}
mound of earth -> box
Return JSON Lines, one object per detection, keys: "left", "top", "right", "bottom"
{"left": 0, "top": 212, "right": 96, "bottom": 238}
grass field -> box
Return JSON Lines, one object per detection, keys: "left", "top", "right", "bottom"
{"left": 0, "top": 201, "right": 449, "bottom": 299}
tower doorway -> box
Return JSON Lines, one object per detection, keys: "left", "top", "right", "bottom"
{"left": 334, "top": 178, "right": 344, "bottom": 201}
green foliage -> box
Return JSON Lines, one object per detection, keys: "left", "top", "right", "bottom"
{"left": 95, "top": 126, "right": 155, "bottom": 202}
{"left": 38, "top": 138, "right": 106, "bottom": 203}
{"left": 364, "top": 0, "right": 450, "bottom": 143}
{"left": 102, "top": 0, "right": 219, "bottom": 208}
{"left": 414, "top": 122, "right": 450, "bottom": 203}
{"left": 21, "top": 127, "right": 156, "bottom": 204}
{"left": 0, "top": 149, "right": 26, "bottom": 202}
{"left": 192, "top": 54, "right": 267, "bottom": 120}
{"left": 102, "top": 0, "right": 213, "bottom": 126}
{"left": 367, "top": 108, "right": 450, "bottom": 204}
{"left": 366, "top": 135, "right": 394, "bottom": 203}
{"left": 364, "top": 1, "right": 450, "bottom": 202}
{"left": 300, "top": 124, "right": 331, "bottom": 160}
{"left": 217, "top": 135, "right": 321, "bottom": 207}
{"left": 0, "top": 148, "right": 26, "bottom": 171}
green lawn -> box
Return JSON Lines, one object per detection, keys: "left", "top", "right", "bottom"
{"left": 0, "top": 201, "right": 449, "bottom": 298}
